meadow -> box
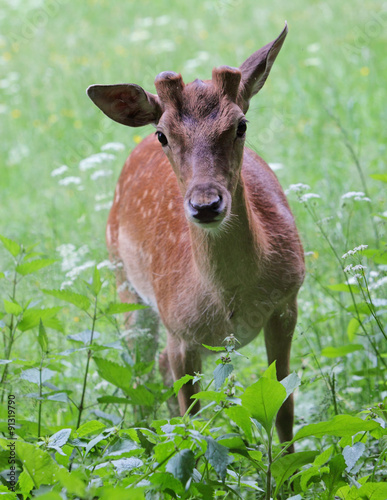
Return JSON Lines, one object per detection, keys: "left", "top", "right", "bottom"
{"left": 0, "top": 0, "right": 386, "bottom": 498}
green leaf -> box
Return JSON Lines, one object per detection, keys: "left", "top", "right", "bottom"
{"left": 262, "top": 361, "right": 277, "bottom": 379}
{"left": 321, "top": 454, "right": 346, "bottom": 496}
{"left": 97, "top": 396, "right": 130, "bottom": 405}
{"left": 272, "top": 450, "right": 318, "bottom": 495}
{"left": 202, "top": 344, "right": 225, "bottom": 352}
{"left": 76, "top": 420, "right": 106, "bottom": 437}
{"left": 173, "top": 374, "right": 194, "bottom": 396}
{"left": 42, "top": 288, "right": 91, "bottom": 310}
{"left": 17, "top": 469, "right": 34, "bottom": 495}
{"left": 225, "top": 405, "right": 252, "bottom": 441}
{"left": 362, "top": 248, "right": 387, "bottom": 265}
{"left": 280, "top": 372, "right": 301, "bottom": 398}
{"left": 191, "top": 390, "right": 226, "bottom": 404}
{"left": 20, "top": 367, "right": 55, "bottom": 385}
{"left": 241, "top": 377, "right": 287, "bottom": 434}
{"left": 342, "top": 442, "right": 365, "bottom": 472}
{"left": 93, "top": 357, "right": 132, "bottom": 392}
{"left": 370, "top": 173, "right": 387, "bottom": 183}
{"left": 347, "top": 318, "right": 360, "bottom": 342}
{"left": 294, "top": 415, "right": 380, "bottom": 442}
{"left": 327, "top": 284, "right": 361, "bottom": 294}
{"left": 125, "top": 386, "right": 155, "bottom": 406}
{"left": 67, "top": 329, "right": 100, "bottom": 344}
{"left": 18, "top": 307, "right": 63, "bottom": 332}
{"left": 97, "top": 486, "right": 145, "bottom": 500}
{"left": 336, "top": 482, "right": 387, "bottom": 500}
{"left": 37, "top": 320, "right": 48, "bottom": 353}
{"left": 0, "top": 234, "right": 21, "bottom": 257}
{"left": 0, "top": 271, "right": 5, "bottom": 280}
{"left": 321, "top": 344, "right": 362, "bottom": 358}
{"left": 166, "top": 449, "right": 195, "bottom": 486}
{"left": 16, "top": 258, "right": 57, "bottom": 276}
{"left": 149, "top": 472, "right": 184, "bottom": 495}
{"left": 105, "top": 303, "right": 148, "bottom": 315}
{"left": 91, "top": 266, "right": 102, "bottom": 296}
{"left": 3, "top": 299, "right": 22, "bottom": 316}
{"left": 47, "top": 428, "right": 72, "bottom": 455}
{"left": 16, "top": 440, "right": 60, "bottom": 487}
{"left": 204, "top": 436, "right": 233, "bottom": 482}
{"left": 213, "top": 363, "right": 233, "bottom": 390}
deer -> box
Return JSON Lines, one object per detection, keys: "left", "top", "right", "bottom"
{"left": 87, "top": 23, "right": 305, "bottom": 450}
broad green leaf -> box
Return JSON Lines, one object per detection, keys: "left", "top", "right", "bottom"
{"left": 48, "top": 428, "right": 72, "bottom": 448}
{"left": 149, "top": 472, "right": 184, "bottom": 495}
{"left": 98, "top": 487, "right": 145, "bottom": 500}
{"left": 17, "top": 469, "right": 34, "bottom": 495}
{"left": 16, "top": 258, "right": 57, "bottom": 276}
{"left": 27, "top": 493, "right": 62, "bottom": 500}
{"left": 105, "top": 303, "right": 148, "bottom": 315}
{"left": 213, "top": 363, "right": 233, "bottom": 389}
{"left": 321, "top": 344, "right": 362, "bottom": 358}
{"left": 0, "top": 271, "right": 5, "bottom": 280}
{"left": 0, "top": 234, "right": 20, "bottom": 257}
{"left": 20, "top": 367, "right": 55, "bottom": 385}
{"left": 225, "top": 405, "right": 252, "bottom": 441}
{"left": 294, "top": 415, "right": 380, "bottom": 441}
{"left": 336, "top": 482, "right": 387, "bottom": 500}
{"left": 93, "top": 357, "right": 132, "bottom": 391}
{"left": 18, "top": 307, "right": 63, "bottom": 332}
{"left": 262, "top": 361, "right": 277, "bottom": 379}
{"left": 173, "top": 374, "right": 194, "bottom": 396}
{"left": 42, "top": 289, "right": 90, "bottom": 311}
{"left": 125, "top": 386, "right": 155, "bottom": 406}
{"left": 321, "top": 455, "right": 346, "bottom": 496}
{"left": 16, "top": 440, "right": 60, "bottom": 487}
{"left": 97, "top": 396, "right": 130, "bottom": 405}
{"left": 111, "top": 457, "right": 143, "bottom": 473}
{"left": 166, "top": 449, "right": 195, "bottom": 486}
{"left": 76, "top": 420, "right": 106, "bottom": 437}
{"left": 272, "top": 450, "right": 318, "bottom": 495}
{"left": 85, "top": 431, "right": 111, "bottom": 456}
{"left": 67, "top": 329, "right": 100, "bottom": 344}
{"left": 342, "top": 442, "right": 365, "bottom": 472}
{"left": 91, "top": 266, "right": 102, "bottom": 296}
{"left": 241, "top": 377, "right": 287, "bottom": 434}
{"left": 347, "top": 318, "right": 360, "bottom": 342}
{"left": 204, "top": 436, "right": 233, "bottom": 482}
{"left": 280, "top": 372, "right": 301, "bottom": 398}
{"left": 37, "top": 320, "right": 48, "bottom": 353}
{"left": 370, "top": 173, "right": 387, "bottom": 183}
{"left": 3, "top": 299, "right": 22, "bottom": 316}
{"left": 202, "top": 344, "right": 225, "bottom": 352}
{"left": 92, "top": 409, "right": 121, "bottom": 426}
{"left": 154, "top": 440, "right": 175, "bottom": 463}
{"left": 191, "top": 390, "right": 226, "bottom": 404}
{"left": 327, "top": 284, "right": 361, "bottom": 294}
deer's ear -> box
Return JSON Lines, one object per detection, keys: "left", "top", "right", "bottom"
{"left": 87, "top": 84, "right": 162, "bottom": 127}
{"left": 238, "top": 23, "right": 288, "bottom": 113}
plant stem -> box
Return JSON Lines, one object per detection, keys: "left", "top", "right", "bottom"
{"left": 38, "top": 358, "right": 43, "bottom": 438}
{"left": 266, "top": 432, "right": 273, "bottom": 500}
{"left": 76, "top": 296, "right": 98, "bottom": 428}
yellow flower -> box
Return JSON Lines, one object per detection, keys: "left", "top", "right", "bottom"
{"left": 133, "top": 135, "right": 142, "bottom": 144}
{"left": 73, "top": 316, "right": 80, "bottom": 322}
{"left": 3, "top": 52, "right": 12, "bottom": 61}
{"left": 360, "top": 66, "right": 369, "bottom": 77}
{"left": 74, "top": 120, "right": 82, "bottom": 129}
{"left": 11, "top": 109, "right": 21, "bottom": 119}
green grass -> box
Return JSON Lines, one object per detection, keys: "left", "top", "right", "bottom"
{"left": 0, "top": 0, "right": 386, "bottom": 498}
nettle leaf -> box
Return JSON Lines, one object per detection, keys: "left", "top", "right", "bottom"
{"left": 321, "top": 454, "right": 346, "bottom": 494}
{"left": 17, "top": 469, "right": 34, "bottom": 495}
{"left": 337, "top": 482, "right": 387, "bottom": 500}
{"left": 67, "top": 329, "right": 100, "bottom": 344}
{"left": 42, "top": 289, "right": 91, "bottom": 311}
{"left": 342, "top": 442, "right": 365, "bottom": 472}
{"left": 16, "top": 258, "right": 57, "bottom": 276}
{"left": 225, "top": 405, "right": 252, "bottom": 441}
{"left": 91, "top": 266, "right": 102, "bottom": 296}
{"left": 125, "top": 386, "right": 155, "bottom": 406}
{"left": 18, "top": 307, "right": 63, "bottom": 332}
{"left": 294, "top": 415, "right": 380, "bottom": 442}
{"left": 166, "top": 449, "right": 195, "bottom": 486}
{"left": 149, "top": 472, "right": 184, "bottom": 495}
{"left": 77, "top": 420, "right": 106, "bottom": 437}
{"left": 347, "top": 318, "right": 360, "bottom": 342}
{"left": 272, "top": 450, "right": 318, "bottom": 494}
{"left": 92, "top": 409, "right": 121, "bottom": 426}
{"left": 280, "top": 372, "right": 301, "bottom": 398}
{"left": 20, "top": 368, "right": 55, "bottom": 385}
{"left": 3, "top": 299, "right": 22, "bottom": 316}
{"left": 191, "top": 390, "right": 226, "bottom": 404}
{"left": 173, "top": 374, "right": 194, "bottom": 396}
{"left": 241, "top": 377, "right": 287, "bottom": 434}
{"left": 105, "top": 302, "right": 148, "bottom": 315}
{"left": 204, "top": 436, "right": 233, "bottom": 482}
{"left": 0, "top": 234, "right": 21, "bottom": 257}
{"left": 202, "top": 344, "right": 225, "bottom": 352}
{"left": 370, "top": 173, "right": 387, "bottom": 183}
{"left": 321, "top": 344, "right": 363, "bottom": 358}
{"left": 97, "top": 396, "right": 130, "bottom": 405}
{"left": 38, "top": 320, "right": 48, "bottom": 353}
{"left": 111, "top": 457, "right": 143, "bottom": 474}
{"left": 93, "top": 357, "right": 132, "bottom": 392}
{"left": 47, "top": 428, "right": 72, "bottom": 455}
{"left": 213, "top": 363, "right": 234, "bottom": 390}
{"left": 327, "top": 284, "right": 361, "bottom": 294}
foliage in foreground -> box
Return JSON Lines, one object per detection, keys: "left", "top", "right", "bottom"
{"left": 0, "top": 235, "right": 386, "bottom": 499}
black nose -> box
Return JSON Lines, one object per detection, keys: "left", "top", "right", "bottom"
{"left": 188, "top": 195, "right": 223, "bottom": 223}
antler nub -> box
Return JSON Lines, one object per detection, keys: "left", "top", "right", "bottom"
{"left": 212, "top": 66, "right": 241, "bottom": 102}
{"left": 154, "top": 71, "right": 185, "bottom": 107}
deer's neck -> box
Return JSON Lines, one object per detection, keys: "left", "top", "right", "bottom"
{"left": 189, "top": 172, "right": 268, "bottom": 291}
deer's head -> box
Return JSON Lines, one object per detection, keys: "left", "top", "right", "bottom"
{"left": 88, "top": 24, "right": 288, "bottom": 230}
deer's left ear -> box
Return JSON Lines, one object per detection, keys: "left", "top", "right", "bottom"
{"left": 238, "top": 23, "right": 288, "bottom": 113}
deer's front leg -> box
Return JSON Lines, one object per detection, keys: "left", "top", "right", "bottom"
{"left": 264, "top": 298, "right": 298, "bottom": 453}
{"left": 165, "top": 333, "right": 202, "bottom": 415}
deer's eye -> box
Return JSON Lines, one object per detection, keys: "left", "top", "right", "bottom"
{"left": 157, "top": 131, "right": 168, "bottom": 146}
{"left": 236, "top": 121, "right": 247, "bottom": 138}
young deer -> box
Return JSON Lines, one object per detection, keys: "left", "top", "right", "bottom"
{"left": 87, "top": 23, "right": 304, "bottom": 448}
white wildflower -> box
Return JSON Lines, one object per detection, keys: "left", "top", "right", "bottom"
{"left": 95, "top": 201, "right": 113, "bottom": 211}
{"left": 307, "top": 43, "right": 320, "bottom": 53}
{"left": 101, "top": 142, "right": 125, "bottom": 152}
{"left": 95, "top": 193, "right": 110, "bottom": 201}
{"left": 97, "top": 260, "right": 116, "bottom": 271}
{"left": 65, "top": 260, "right": 96, "bottom": 280}
{"left": 285, "top": 183, "right": 311, "bottom": 195}
{"left": 51, "top": 165, "right": 69, "bottom": 177}
{"left": 79, "top": 152, "right": 115, "bottom": 171}
{"left": 155, "top": 15, "right": 170, "bottom": 25}
{"left": 58, "top": 176, "right": 82, "bottom": 186}
{"left": 352, "top": 264, "right": 367, "bottom": 271}
{"left": 353, "top": 274, "right": 363, "bottom": 281}
{"left": 90, "top": 169, "right": 113, "bottom": 181}
{"left": 129, "top": 30, "right": 150, "bottom": 42}
{"left": 304, "top": 58, "right": 321, "bottom": 67}
{"left": 299, "top": 193, "right": 321, "bottom": 203}
{"left": 341, "top": 191, "right": 365, "bottom": 199}
{"left": 155, "top": 40, "right": 176, "bottom": 52}
{"left": 56, "top": 244, "right": 89, "bottom": 272}
{"left": 369, "top": 276, "right": 387, "bottom": 290}
{"left": 342, "top": 244, "right": 368, "bottom": 259}
{"left": 304, "top": 251, "right": 315, "bottom": 256}
{"left": 354, "top": 196, "right": 371, "bottom": 202}
{"left": 344, "top": 264, "right": 353, "bottom": 273}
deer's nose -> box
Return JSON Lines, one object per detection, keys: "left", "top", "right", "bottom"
{"left": 187, "top": 195, "right": 223, "bottom": 223}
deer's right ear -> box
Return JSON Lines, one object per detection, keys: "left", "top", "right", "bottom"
{"left": 87, "top": 84, "right": 162, "bottom": 127}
